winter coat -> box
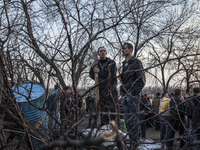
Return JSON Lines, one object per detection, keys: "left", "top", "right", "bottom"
{"left": 89, "top": 97, "right": 96, "bottom": 111}
{"left": 89, "top": 57, "right": 117, "bottom": 90}
{"left": 86, "top": 96, "right": 96, "bottom": 112}
{"left": 120, "top": 57, "right": 146, "bottom": 95}
{"left": 190, "top": 94, "right": 200, "bottom": 107}
{"left": 46, "top": 90, "right": 59, "bottom": 112}
{"left": 170, "top": 95, "right": 184, "bottom": 121}
{"left": 60, "top": 93, "right": 75, "bottom": 115}
{"left": 152, "top": 96, "right": 160, "bottom": 114}
{"left": 140, "top": 96, "right": 148, "bottom": 111}
{"left": 159, "top": 97, "right": 170, "bottom": 115}
{"left": 192, "top": 103, "right": 200, "bottom": 137}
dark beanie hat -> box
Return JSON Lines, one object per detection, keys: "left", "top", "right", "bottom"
{"left": 54, "top": 84, "right": 59, "bottom": 89}
{"left": 193, "top": 87, "right": 200, "bottom": 93}
{"left": 156, "top": 92, "right": 161, "bottom": 96}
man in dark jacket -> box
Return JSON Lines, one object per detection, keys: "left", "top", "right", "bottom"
{"left": 191, "top": 87, "right": 200, "bottom": 107}
{"left": 192, "top": 103, "right": 200, "bottom": 144}
{"left": 60, "top": 86, "right": 72, "bottom": 133}
{"left": 191, "top": 88, "right": 200, "bottom": 150}
{"left": 152, "top": 92, "right": 161, "bottom": 131}
{"left": 120, "top": 42, "right": 146, "bottom": 145}
{"left": 87, "top": 94, "right": 96, "bottom": 128}
{"left": 183, "top": 87, "right": 200, "bottom": 147}
{"left": 89, "top": 46, "right": 118, "bottom": 126}
{"left": 46, "top": 84, "right": 60, "bottom": 127}
{"left": 166, "top": 89, "right": 185, "bottom": 149}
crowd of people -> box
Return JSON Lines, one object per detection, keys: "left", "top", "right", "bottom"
{"left": 45, "top": 42, "right": 200, "bottom": 149}
{"left": 139, "top": 88, "right": 200, "bottom": 150}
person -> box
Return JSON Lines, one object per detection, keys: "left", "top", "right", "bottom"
{"left": 147, "top": 94, "right": 154, "bottom": 127}
{"left": 139, "top": 94, "right": 148, "bottom": 142}
{"left": 184, "top": 87, "right": 200, "bottom": 149}
{"left": 8, "top": 80, "right": 12, "bottom": 88}
{"left": 191, "top": 87, "right": 200, "bottom": 107}
{"left": 120, "top": 42, "right": 146, "bottom": 145}
{"left": 60, "top": 86, "right": 72, "bottom": 133}
{"left": 46, "top": 83, "right": 60, "bottom": 127}
{"left": 81, "top": 96, "right": 86, "bottom": 111}
{"left": 78, "top": 94, "right": 83, "bottom": 117}
{"left": 184, "top": 93, "right": 190, "bottom": 99}
{"left": 148, "top": 94, "right": 154, "bottom": 106}
{"left": 87, "top": 94, "right": 96, "bottom": 128}
{"left": 89, "top": 46, "right": 118, "bottom": 126}
{"left": 152, "top": 92, "right": 161, "bottom": 131}
{"left": 159, "top": 93, "right": 171, "bottom": 142}
{"left": 192, "top": 102, "right": 200, "bottom": 150}
{"left": 166, "top": 89, "right": 185, "bottom": 149}
{"left": 158, "top": 92, "right": 168, "bottom": 113}
{"left": 85, "top": 94, "right": 91, "bottom": 113}
{"left": 183, "top": 87, "right": 200, "bottom": 129}
{"left": 145, "top": 96, "right": 153, "bottom": 127}
{"left": 169, "top": 93, "right": 174, "bottom": 98}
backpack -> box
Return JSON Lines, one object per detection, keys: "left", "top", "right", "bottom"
{"left": 183, "top": 100, "right": 195, "bottom": 119}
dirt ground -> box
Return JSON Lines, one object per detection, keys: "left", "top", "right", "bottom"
{"left": 145, "top": 127, "right": 179, "bottom": 150}
{"left": 79, "top": 119, "right": 180, "bottom": 150}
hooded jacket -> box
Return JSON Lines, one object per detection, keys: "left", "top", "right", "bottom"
{"left": 120, "top": 57, "right": 146, "bottom": 95}
{"left": 159, "top": 97, "right": 170, "bottom": 115}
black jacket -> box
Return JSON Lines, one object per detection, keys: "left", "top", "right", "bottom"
{"left": 89, "top": 97, "right": 96, "bottom": 111}
{"left": 170, "top": 95, "right": 184, "bottom": 121}
{"left": 192, "top": 103, "right": 200, "bottom": 137}
{"left": 140, "top": 96, "right": 149, "bottom": 111}
{"left": 89, "top": 57, "right": 117, "bottom": 90}
{"left": 190, "top": 94, "right": 200, "bottom": 107}
{"left": 120, "top": 57, "right": 146, "bottom": 95}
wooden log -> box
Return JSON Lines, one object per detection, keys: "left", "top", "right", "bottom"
{"left": 94, "top": 52, "right": 101, "bottom": 127}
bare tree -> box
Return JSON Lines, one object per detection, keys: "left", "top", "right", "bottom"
{"left": 1, "top": 0, "right": 200, "bottom": 149}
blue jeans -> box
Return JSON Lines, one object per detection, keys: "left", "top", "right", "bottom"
{"left": 122, "top": 94, "right": 140, "bottom": 142}
{"left": 48, "top": 110, "right": 56, "bottom": 127}
{"left": 87, "top": 112, "right": 92, "bottom": 128}
{"left": 87, "top": 110, "right": 96, "bottom": 128}
{"left": 48, "top": 107, "right": 60, "bottom": 128}
{"left": 185, "top": 118, "right": 199, "bottom": 150}
{"left": 160, "top": 115, "right": 170, "bottom": 141}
